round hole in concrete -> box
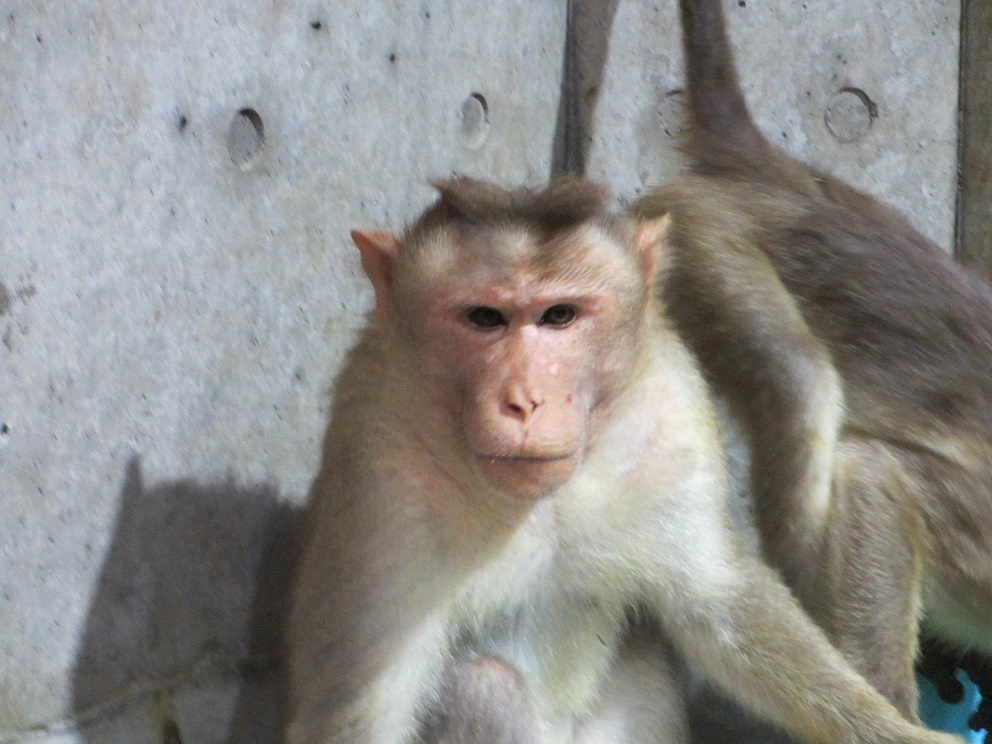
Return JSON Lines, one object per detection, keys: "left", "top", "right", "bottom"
{"left": 460, "top": 93, "right": 490, "bottom": 150}
{"left": 227, "top": 108, "right": 265, "bottom": 169}
{"left": 824, "top": 88, "right": 877, "bottom": 143}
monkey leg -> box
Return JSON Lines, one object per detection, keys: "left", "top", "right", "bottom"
{"left": 427, "top": 655, "right": 541, "bottom": 744}
{"left": 574, "top": 626, "right": 689, "bottom": 744}
{"left": 905, "top": 447, "right": 992, "bottom": 728}
{"left": 821, "top": 439, "right": 925, "bottom": 721}
{"left": 662, "top": 228, "right": 843, "bottom": 602}
{"left": 909, "top": 451, "right": 992, "bottom": 654}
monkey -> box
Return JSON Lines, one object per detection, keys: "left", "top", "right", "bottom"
{"left": 284, "top": 175, "right": 960, "bottom": 744}
{"left": 632, "top": 0, "right": 992, "bottom": 725}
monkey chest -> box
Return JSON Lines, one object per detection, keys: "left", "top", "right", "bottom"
{"left": 449, "top": 540, "right": 633, "bottom": 723}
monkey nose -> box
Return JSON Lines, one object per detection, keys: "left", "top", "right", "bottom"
{"left": 501, "top": 392, "right": 543, "bottom": 422}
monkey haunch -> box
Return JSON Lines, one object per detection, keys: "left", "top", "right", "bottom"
{"left": 285, "top": 177, "right": 954, "bottom": 744}
{"left": 634, "top": 0, "right": 992, "bottom": 725}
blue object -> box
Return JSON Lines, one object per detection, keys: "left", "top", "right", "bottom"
{"left": 918, "top": 670, "right": 986, "bottom": 743}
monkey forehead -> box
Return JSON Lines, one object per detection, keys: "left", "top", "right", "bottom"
{"left": 405, "top": 221, "right": 643, "bottom": 293}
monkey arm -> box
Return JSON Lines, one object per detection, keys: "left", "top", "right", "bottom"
{"left": 588, "top": 317, "right": 949, "bottom": 744}
{"left": 286, "top": 471, "right": 457, "bottom": 744}
{"left": 288, "top": 615, "right": 449, "bottom": 744}
{"left": 649, "top": 537, "right": 955, "bottom": 744}
{"left": 624, "top": 410, "right": 952, "bottom": 744}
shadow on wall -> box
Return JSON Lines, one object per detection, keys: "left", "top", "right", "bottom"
{"left": 71, "top": 458, "right": 302, "bottom": 744}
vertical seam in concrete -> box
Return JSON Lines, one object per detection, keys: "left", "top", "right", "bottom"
{"left": 564, "top": 0, "right": 583, "bottom": 174}
{"left": 551, "top": 0, "right": 584, "bottom": 178}
{"left": 953, "top": 0, "right": 967, "bottom": 261}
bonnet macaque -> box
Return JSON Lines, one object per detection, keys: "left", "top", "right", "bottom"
{"left": 634, "top": 0, "right": 992, "bottom": 725}
{"left": 285, "top": 177, "right": 956, "bottom": 744}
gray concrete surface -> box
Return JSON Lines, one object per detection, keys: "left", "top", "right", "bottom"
{"left": 0, "top": 1, "right": 962, "bottom": 743}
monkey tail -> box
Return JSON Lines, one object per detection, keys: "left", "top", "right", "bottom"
{"left": 678, "top": 0, "right": 774, "bottom": 177}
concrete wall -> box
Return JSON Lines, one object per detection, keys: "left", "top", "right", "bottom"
{"left": 0, "top": 1, "right": 960, "bottom": 743}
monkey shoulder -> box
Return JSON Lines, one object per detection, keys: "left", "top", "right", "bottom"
{"left": 639, "top": 330, "right": 727, "bottom": 483}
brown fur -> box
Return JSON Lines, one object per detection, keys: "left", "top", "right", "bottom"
{"left": 634, "top": 0, "right": 992, "bottom": 720}
{"left": 286, "top": 177, "right": 957, "bottom": 744}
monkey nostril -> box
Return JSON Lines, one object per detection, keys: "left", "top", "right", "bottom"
{"left": 503, "top": 399, "right": 535, "bottom": 422}
{"left": 502, "top": 388, "right": 543, "bottom": 421}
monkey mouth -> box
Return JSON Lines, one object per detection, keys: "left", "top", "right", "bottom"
{"left": 474, "top": 451, "right": 580, "bottom": 501}
{"left": 481, "top": 453, "right": 575, "bottom": 464}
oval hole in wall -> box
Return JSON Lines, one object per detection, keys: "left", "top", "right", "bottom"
{"left": 460, "top": 93, "right": 490, "bottom": 150}
{"left": 227, "top": 108, "right": 266, "bottom": 169}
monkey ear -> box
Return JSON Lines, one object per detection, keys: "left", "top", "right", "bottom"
{"left": 351, "top": 230, "right": 402, "bottom": 321}
{"left": 632, "top": 215, "right": 671, "bottom": 286}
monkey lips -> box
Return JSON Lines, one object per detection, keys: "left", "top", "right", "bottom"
{"left": 474, "top": 451, "right": 580, "bottom": 501}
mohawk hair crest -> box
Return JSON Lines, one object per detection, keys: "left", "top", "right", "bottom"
{"left": 429, "top": 176, "right": 613, "bottom": 231}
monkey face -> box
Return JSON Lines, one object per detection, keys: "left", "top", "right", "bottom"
{"left": 402, "top": 238, "right": 652, "bottom": 502}
{"left": 351, "top": 186, "right": 662, "bottom": 504}
{"left": 455, "top": 299, "right": 590, "bottom": 500}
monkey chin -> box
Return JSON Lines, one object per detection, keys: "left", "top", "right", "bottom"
{"left": 476, "top": 454, "right": 579, "bottom": 502}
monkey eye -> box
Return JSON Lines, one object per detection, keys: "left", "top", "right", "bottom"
{"left": 539, "top": 304, "right": 577, "bottom": 327}
{"left": 466, "top": 306, "right": 507, "bottom": 329}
